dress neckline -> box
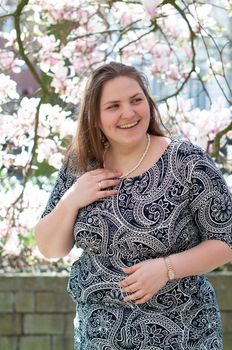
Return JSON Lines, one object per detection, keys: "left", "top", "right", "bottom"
{"left": 120, "top": 137, "right": 176, "bottom": 181}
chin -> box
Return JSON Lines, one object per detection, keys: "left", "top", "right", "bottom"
{"left": 121, "top": 131, "right": 148, "bottom": 145}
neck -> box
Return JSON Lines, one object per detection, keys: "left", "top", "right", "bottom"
{"left": 103, "top": 134, "right": 150, "bottom": 178}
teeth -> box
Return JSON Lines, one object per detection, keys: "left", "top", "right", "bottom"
{"left": 119, "top": 121, "right": 138, "bottom": 129}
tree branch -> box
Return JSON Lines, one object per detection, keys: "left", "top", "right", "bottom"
{"left": 211, "top": 121, "right": 232, "bottom": 158}
{"left": 5, "top": 101, "right": 41, "bottom": 226}
{"left": 13, "top": 0, "right": 50, "bottom": 96}
{"left": 157, "top": 0, "right": 197, "bottom": 102}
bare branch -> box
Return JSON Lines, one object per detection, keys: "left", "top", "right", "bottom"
{"left": 14, "top": 0, "right": 50, "bottom": 95}
{"left": 157, "top": 0, "right": 197, "bottom": 102}
{"left": 5, "top": 98, "right": 42, "bottom": 236}
{"left": 211, "top": 121, "right": 232, "bottom": 158}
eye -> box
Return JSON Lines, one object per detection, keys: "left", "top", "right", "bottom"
{"left": 107, "top": 104, "right": 119, "bottom": 110}
{"left": 132, "top": 97, "right": 143, "bottom": 104}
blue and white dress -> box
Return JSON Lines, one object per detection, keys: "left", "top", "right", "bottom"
{"left": 41, "top": 139, "right": 232, "bottom": 350}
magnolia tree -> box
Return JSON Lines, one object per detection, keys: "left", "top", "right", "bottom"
{"left": 0, "top": 0, "right": 231, "bottom": 271}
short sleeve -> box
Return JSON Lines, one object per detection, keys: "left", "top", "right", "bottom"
{"left": 188, "top": 149, "right": 232, "bottom": 248}
{"left": 41, "top": 165, "right": 76, "bottom": 218}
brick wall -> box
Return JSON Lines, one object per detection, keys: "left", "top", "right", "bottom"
{"left": 0, "top": 274, "right": 75, "bottom": 350}
{"left": 0, "top": 273, "right": 231, "bottom": 350}
{"left": 209, "top": 273, "right": 232, "bottom": 349}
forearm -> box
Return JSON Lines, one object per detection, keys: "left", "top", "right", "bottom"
{"left": 170, "top": 240, "right": 232, "bottom": 279}
{"left": 35, "top": 199, "right": 78, "bottom": 259}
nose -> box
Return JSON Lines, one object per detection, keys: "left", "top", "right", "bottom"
{"left": 121, "top": 103, "right": 135, "bottom": 118}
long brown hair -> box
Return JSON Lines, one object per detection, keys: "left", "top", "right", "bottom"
{"left": 64, "top": 61, "right": 166, "bottom": 173}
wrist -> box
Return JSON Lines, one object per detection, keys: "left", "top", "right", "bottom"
{"left": 57, "top": 195, "right": 80, "bottom": 216}
{"left": 164, "top": 256, "right": 175, "bottom": 281}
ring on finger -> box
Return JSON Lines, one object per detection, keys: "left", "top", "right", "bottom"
{"left": 98, "top": 181, "right": 102, "bottom": 190}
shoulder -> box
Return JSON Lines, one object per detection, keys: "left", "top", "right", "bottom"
{"left": 169, "top": 138, "right": 214, "bottom": 167}
{"left": 63, "top": 150, "right": 100, "bottom": 176}
{"left": 50, "top": 165, "right": 77, "bottom": 193}
{"left": 168, "top": 138, "right": 219, "bottom": 183}
{"left": 171, "top": 138, "right": 206, "bottom": 157}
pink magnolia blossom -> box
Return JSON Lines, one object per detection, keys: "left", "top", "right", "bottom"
{"left": 18, "top": 183, "right": 50, "bottom": 229}
{"left": 37, "top": 138, "right": 60, "bottom": 164}
{"left": 0, "top": 74, "right": 19, "bottom": 105}
{"left": 50, "top": 63, "right": 69, "bottom": 93}
{"left": 151, "top": 43, "right": 171, "bottom": 58}
{"left": 3, "top": 229, "right": 21, "bottom": 256}
{"left": 0, "top": 50, "right": 15, "bottom": 69}
{"left": 0, "top": 29, "right": 17, "bottom": 47}
{"left": 121, "top": 13, "right": 133, "bottom": 27}
{"left": 166, "top": 64, "right": 181, "bottom": 80}
{"left": 182, "top": 43, "right": 193, "bottom": 59}
{"left": 29, "top": 0, "right": 92, "bottom": 24}
{"left": 0, "top": 97, "right": 40, "bottom": 149}
{"left": 17, "top": 97, "right": 40, "bottom": 125}
{"left": 225, "top": 175, "right": 232, "bottom": 193}
{"left": 159, "top": 4, "right": 190, "bottom": 40}
{"left": 142, "top": 0, "right": 162, "bottom": 18}
{"left": 0, "top": 183, "right": 23, "bottom": 208}
{"left": 112, "top": 2, "right": 135, "bottom": 26}
{"left": 48, "top": 152, "right": 64, "bottom": 169}
{"left": 0, "top": 114, "right": 14, "bottom": 141}
{"left": 159, "top": 96, "right": 231, "bottom": 150}
{"left": 187, "top": 4, "right": 215, "bottom": 33}
{"left": 14, "top": 151, "right": 31, "bottom": 167}
{"left": 39, "top": 103, "right": 72, "bottom": 135}
{"left": 151, "top": 58, "right": 168, "bottom": 75}
{"left": 37, "top": 35, "right": 62, "bottom": 72}
{"left": 37, "top": 137, "right": 64, "bottom": 168}
{"left": 0, "top": 49, "right": 24, "bottom": 73}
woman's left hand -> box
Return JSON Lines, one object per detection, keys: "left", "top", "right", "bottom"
{"left": 119, "top": 258, "right": 168, "bottom": 304}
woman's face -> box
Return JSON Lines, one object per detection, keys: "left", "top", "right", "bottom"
{"left": 99, "top": 76, "right": 150, "bottom": 149}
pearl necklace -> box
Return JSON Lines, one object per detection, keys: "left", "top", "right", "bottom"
{"left": 103, "top": 134, "right": 151, "bottom": 178}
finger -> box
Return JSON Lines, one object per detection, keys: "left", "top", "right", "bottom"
{"left": 135, "top": 295, "right": 151, "bottom": 304}
{"left": 103, "top": 167, "right": 123, "bottom": 174}
{"left": 89, "top": 168, "right": 121, "bottom": 178}
{"left": 89, "top": 168, "right": 107, "bottom": 176}
{"left": 119, "top": 275, "right": 137, "bottom": 288}
{"left": 98, "top": 178, "right": 121, "bottom": 190}
{"left": 124, "top": 290, "right": 145, "bottom": 302}
{"left": 94, "top": 170, "right": 122, "bottom": 181}
{"left": 122, "top": 264, "right": 140, "bottom": 275}
{"left": 97, "top": 189, "right": 118, "bottom": 199}
{"left": 120, "top": 282, "right": 140, "bottom": 294}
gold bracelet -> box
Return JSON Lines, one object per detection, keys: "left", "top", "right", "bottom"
{"left": 164, "top": 256, "right": 175, "bottom": 281}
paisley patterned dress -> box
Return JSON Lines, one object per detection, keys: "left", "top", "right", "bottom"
{"left": 41, "top": 138, "right": 232, "bottom": 350}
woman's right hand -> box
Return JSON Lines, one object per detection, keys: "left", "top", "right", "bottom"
{"left": 60, "top": 168, "right": 122, "bottom": 211}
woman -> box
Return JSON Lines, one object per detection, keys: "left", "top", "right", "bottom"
{"left": 35, "top": 62, "right": 232, "bottom": 350}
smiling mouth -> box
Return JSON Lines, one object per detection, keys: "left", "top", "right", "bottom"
{"left": 118, "top": 121, "right": 139, "bottom": 129}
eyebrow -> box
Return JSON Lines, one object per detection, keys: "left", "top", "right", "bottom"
{"left": 103, "top": 93, "right": 143, "bottom": 106}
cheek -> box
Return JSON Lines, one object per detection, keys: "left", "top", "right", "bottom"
{"left": 140, "top": 103, "right": 151, "bottom": 120}
{"left": 98, "top": 111, "right": 105, "bottom": 129}
{"left": 146, "top": 100, "right": 151, "bottom": 113}
{"left": 98, "top": 113, "right": 110, "bottom": 131}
